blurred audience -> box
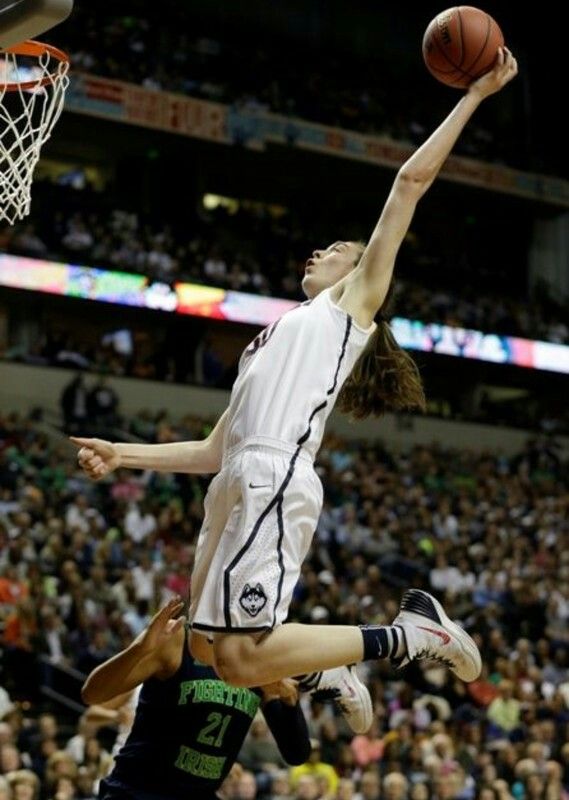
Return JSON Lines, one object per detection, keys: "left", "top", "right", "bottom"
{"left": 1, "top": 408, "right": 569, "bottom": 798}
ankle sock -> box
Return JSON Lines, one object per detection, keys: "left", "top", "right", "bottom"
{"left": 295, "top": 672, "right": 321, "bottom": 691}
{"left": 360, "top": 625, "right": 405, "bottom": 661}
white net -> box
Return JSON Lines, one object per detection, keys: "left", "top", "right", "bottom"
{"left": 0, "top": 45, "right": 69, "bottom": 225}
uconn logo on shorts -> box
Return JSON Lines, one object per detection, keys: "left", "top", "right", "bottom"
{"left": 239, "top": 583, "right": 267, "bottom": 617}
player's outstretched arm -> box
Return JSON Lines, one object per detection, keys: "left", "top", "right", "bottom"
{"left": 337, "top": 48, "right": 518, "bottom": 327}
{"left": 81, "top": 598, "right": 184, "bottom": 704}
{"left": 70, "top": 409, "right": 228, "bottom": 480}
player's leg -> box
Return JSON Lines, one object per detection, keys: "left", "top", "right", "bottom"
{"left": 212, "top": 589, "right": 481, "bottom": 687}
{"left": 187, "top": 447, "right": 374, "bottom": 732}
{"left": 214, "top": 623, "right": 363, "bottom": 685}
{"left": 190, "top": 445, "right": 315, "bottom": 636}
{"left": 190, "top": 632, "right": 214, "bottom": 665}
{"left": 191, "top": 448, "right": 480, "bottom": 690}
{"left": 187, "top": 469, "right": 232, "bottom": 667}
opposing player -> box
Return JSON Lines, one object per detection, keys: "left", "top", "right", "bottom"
{"left": 72, "top": 50, "right": 518, "bottom": 689}
{"left": 82, "top": 598, "right": 311, "bottom": 800}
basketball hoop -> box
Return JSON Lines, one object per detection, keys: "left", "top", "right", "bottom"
{"left": 0, "top": 39, "right": 69, "bottom": 225}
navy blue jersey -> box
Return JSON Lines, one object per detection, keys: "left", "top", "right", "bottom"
{"left": 106, "top": 633, "right": 262, "bottom": 799}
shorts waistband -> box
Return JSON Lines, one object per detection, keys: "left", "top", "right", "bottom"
{"left": 223, "top": 436, "right": 313, "bottom": 465}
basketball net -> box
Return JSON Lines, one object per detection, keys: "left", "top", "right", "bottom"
{"left": 0, "top": 40, "right": 69, "bottom": 225}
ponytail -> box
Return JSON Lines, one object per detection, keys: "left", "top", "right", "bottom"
{"left": 337, "top": 317, "right": 426, "bottom": 421}
{"left": 335, "top": 244, "right": 426, "bottom": 420}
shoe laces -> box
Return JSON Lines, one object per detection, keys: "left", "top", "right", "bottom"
{"left": 312, "top": 688, "right": 355, "bottom": 717}
{"left": 311, "top": 688, "right": 342, "bottom": 703}
{"left": 413, "top": 647, "right": 455, "bottom": 670}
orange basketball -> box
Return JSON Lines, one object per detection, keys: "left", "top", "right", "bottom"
{"left": 422, "top": 6, "right": 504, "bottom": 88}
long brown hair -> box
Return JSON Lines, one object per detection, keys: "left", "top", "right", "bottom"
{"left": 337, "top": 245, "right": 426, "bottom": 420}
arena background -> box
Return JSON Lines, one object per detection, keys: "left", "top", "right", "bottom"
{"left": 0, "top": 2, "right": 568, "bottom": 799}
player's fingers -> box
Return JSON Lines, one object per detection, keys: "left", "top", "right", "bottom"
{"left": 503, "top": 48, "right": 514, "bottom": 69}
{"left": 70, "top": 437, "right": 93, "bottom": 448}
{"left": 78, "top": 447, "right": 94, "bottom": 461}
{"left": 79, "top": 456, "right": 98, "bottom": 472}
{"left": 73, "top": 437, "right": 110, "bottom": 458}
{"left": 169, "top": 600, "right": 185, "bottom": 617}
{"left": 166, "top": 617, "right": 185, "bottom": 636}
{"left": 506, "top": 50, "right": 516, "bottom": 67}
{"left": 154, "top": 597, "right": 184, "bottom": 623}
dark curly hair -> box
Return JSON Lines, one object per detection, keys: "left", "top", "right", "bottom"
{"left": 337, "top": 243, "right": 426, "bottom": 420}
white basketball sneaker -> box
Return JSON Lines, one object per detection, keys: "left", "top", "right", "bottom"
{"left": 392, "top": 589, "right": 482, "bottom": 682}
{"left": 299, "top": 665, "right": 373, "bottom": 734}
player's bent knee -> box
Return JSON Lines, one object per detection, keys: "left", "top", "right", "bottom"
{"left": 213, "top": 634, "right": 258, "bottom": 687}
{"left": 189, "top": 632, "right": 214, "bottom": 666}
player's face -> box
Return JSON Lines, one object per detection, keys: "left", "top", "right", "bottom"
{"left": 301, "top": 241, "right": 361, "bottom": 298}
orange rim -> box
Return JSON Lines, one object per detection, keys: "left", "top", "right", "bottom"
{"left": 0, "top": 39, "right": 69, "bottom": 92}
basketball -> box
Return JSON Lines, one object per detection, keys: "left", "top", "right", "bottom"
{"left": 422, "top": 6, "right": 504, "bottom": 88}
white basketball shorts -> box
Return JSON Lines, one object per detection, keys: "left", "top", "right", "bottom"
{"left": 189, "top": 438, "right": 323, "bottom": 632}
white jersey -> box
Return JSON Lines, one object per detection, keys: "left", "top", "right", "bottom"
{"left": 224, "top": 288, "right": 375, "bottom": 461}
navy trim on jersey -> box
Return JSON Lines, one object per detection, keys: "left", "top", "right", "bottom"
{"left": 222, "top": 313, "right": 353, "bottom": 630}
{"left": 192, "top": 622, "right": 271, "bottom": 633}
{"left": 274, "top": 499, "right": 286, "bottom": 627}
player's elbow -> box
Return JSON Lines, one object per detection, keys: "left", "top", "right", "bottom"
{"left": 81, "top": 675, "right": 109, "bottom": 706}
{"left": 81, "top": 682, "right": 97, "bottom": 706}
{"left": 199, "top": 455, "right": 221, "bottom": 475}
{"left": 396, "top": 166, "right": 432, "bottom": 196}
{"left": 200, "top": 440, "right": 223, "bottom": 474}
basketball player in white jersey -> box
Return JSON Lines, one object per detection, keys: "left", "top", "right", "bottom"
{"left": 72, "top": 50, "right": 517, "bottom": 697}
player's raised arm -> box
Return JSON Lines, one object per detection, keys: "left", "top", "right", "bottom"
{"left": 71, "top": 408, "right": 229, "bottom": 480}
{"left": 81, "top": 597, "right": 184, "bottom": 704}
{"left": 338, "top": 48, "right": 518, "bottom": 328}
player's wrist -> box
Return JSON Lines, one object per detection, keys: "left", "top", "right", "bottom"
{"left": 132, "top": 635, "right": 155, "bottom": 657}
{"left": 112, "top": 442, "right": 126, "bottom": 468}
{"left": 464, "top": 84, "right": 486, "bottom": 105}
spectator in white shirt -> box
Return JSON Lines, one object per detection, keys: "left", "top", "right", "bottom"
{"left": 429, "top": 554, "right": 462, "bottom": 594}
{"left": 124, "top": 501, "right": 157, "bottom": 545}
{"left": 131, "top": 553, "right": 158, "bottom": 602}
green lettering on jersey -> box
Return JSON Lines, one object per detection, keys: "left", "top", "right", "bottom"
{"left": 224, "top": 686, "right": 238, "bottom": 706}
{"left": 177, "top": 680, "right": 260, "bottom": 718}
{"left": 212, "top": 682, "right": 226, "bottom": 704}
{"left": 178, "top": 681, "right": 194, "bottom": 705}
{"left": 235, "top": 688, "right": 260, "bottom": 718}
{"left": 175, "top": 745, "right": 226, "bottom": 779}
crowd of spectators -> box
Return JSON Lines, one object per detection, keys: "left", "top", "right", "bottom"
{"left": 57, "top": 6, "right": 517, "bottom": 169}
{"left": 1, "top": 407, "right": 569, "bottom": 799}
{"left": 3, "top": 186, "right": 569, "bottom": 347}
{"left": 5, "top": 332, "right": 569, "bottom": 438}
{"left": 4, "top": 1, "right": 569, "bottom": 349}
